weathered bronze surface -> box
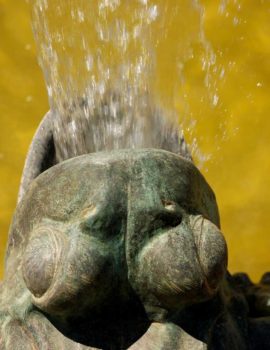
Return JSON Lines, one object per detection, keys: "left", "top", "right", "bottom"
{"left": 1, "top": 116, "right": 270, "bottom": 349}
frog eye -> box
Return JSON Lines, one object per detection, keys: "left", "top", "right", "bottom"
{"left": 22, "top": 228, "right": 66, "bottom": 298}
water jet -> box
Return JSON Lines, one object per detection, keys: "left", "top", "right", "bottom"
{"left": 1, "top": 1, "right": 270, "bottom": 349}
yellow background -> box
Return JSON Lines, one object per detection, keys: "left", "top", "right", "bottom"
{"left": 0, "top": 0, "right": 270, "bottom": 281}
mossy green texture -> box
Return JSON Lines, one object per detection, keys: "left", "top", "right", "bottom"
{"left": 1, "top": 149, "right": 269, "bottom": 349}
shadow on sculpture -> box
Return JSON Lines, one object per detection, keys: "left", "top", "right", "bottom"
{"left": 1, "top": 108, "right": 270, "bottom": 349}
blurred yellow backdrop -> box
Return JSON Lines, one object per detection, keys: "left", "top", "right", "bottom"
{"left": 0, "top": 0, "right": 270, "bottom": 281}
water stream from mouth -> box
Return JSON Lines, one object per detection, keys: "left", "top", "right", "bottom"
{"left": 30, "top": 0, "right": 224, "bottom": 166}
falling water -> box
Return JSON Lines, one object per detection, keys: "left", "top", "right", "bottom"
{"left": 30, "top": 0, "right": 224, "bottom": 165}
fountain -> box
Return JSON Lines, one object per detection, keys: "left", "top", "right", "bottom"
{"left": 0, "top": 0, "right": 270, "bottom": 349}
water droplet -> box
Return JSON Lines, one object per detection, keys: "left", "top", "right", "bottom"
{"left": 78, "top": 9, "right": 85, "bottom": 23}
{"left": 213, "top": 94, "right": 219, "bottom": 106}
{"left": 220, "top": 68, "right": 225, "bottom": 79}
{"left": 99, "top": 0, "right": 120, "bottom": 12}
{"left": 47, "top": 85, "right": 52, "bottom": 97}
{"left": 133, "top": 25, "right": 141, "bottom": 39}
{"left": 218, "top": 1, "right": 227, "bottom": 15}
{"left": 148, "top": 5, "right": 159, "bottom": 22}
{"left": 86, "top": 55, "right": 93, "bottom": 71}
{"left": 139, "top": 0, "right": 148, "bottom": 6}
{"left": 70, "top": 120, "right": 77, "bottom": 133}
{"left": 26, "top": 96, "right": 33, "bottom": 103}
{"left": 233, "top": 17, "right": 239, "bottom": 26}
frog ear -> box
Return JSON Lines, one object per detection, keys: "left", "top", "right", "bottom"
{"left": 18, "top": 111, "right": 56, "bottom": 203}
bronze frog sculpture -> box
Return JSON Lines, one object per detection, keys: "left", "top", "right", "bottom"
{"left": 1, "top": 112, "right": 270, "bottom": 349}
